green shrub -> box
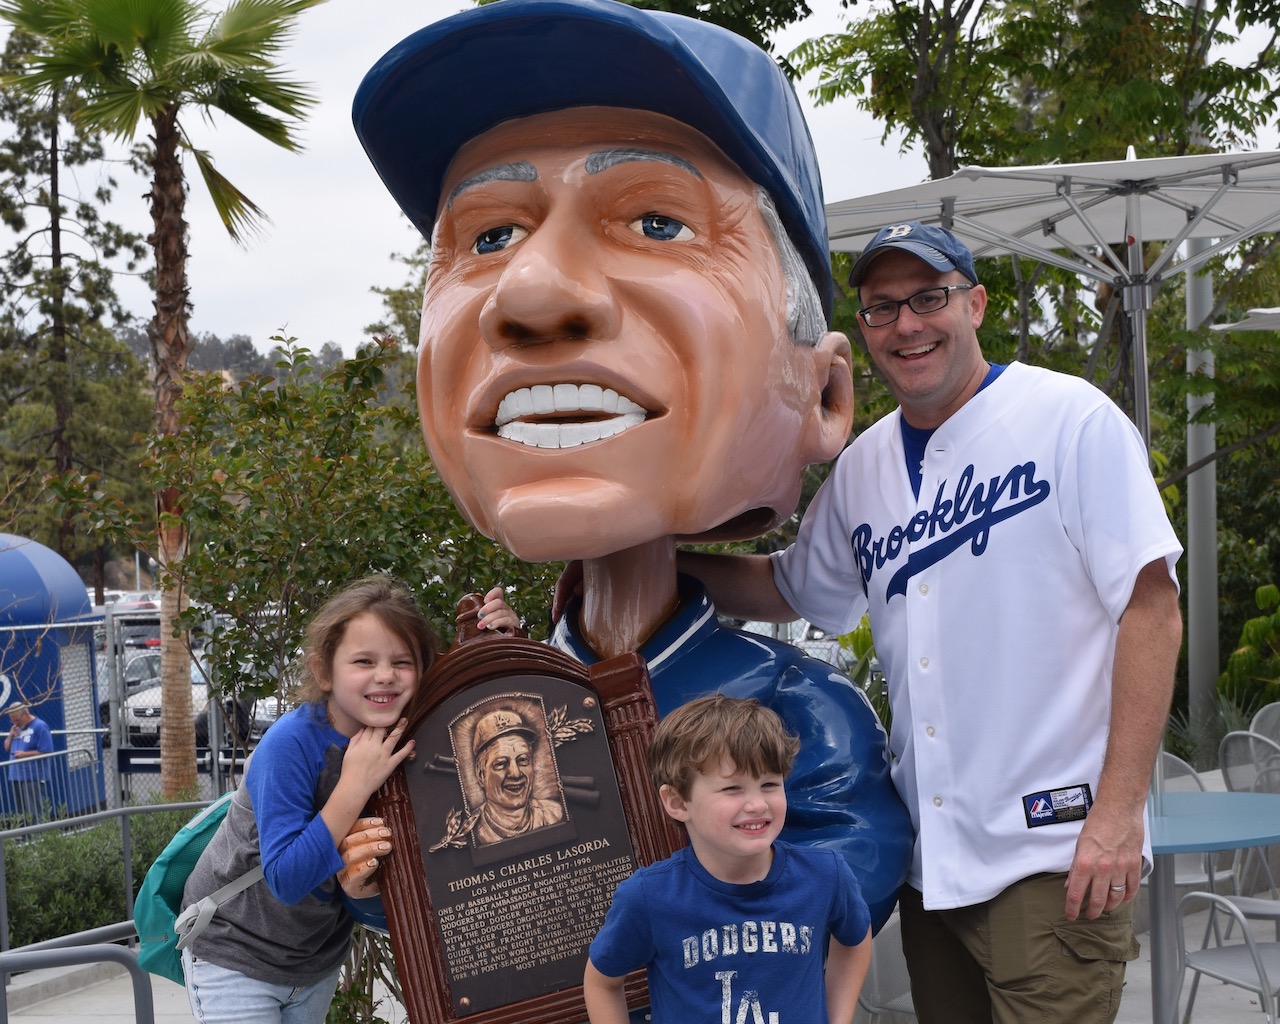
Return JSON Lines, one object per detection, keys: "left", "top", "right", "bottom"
{"left": 1219, "top": 582, "right": 1280, "bottom": 715}
{"left": 3, "top": 806, "right": 192, "bottom": 949}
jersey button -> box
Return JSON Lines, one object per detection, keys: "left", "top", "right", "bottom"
{"left": 926, "top": 725, "right": 936, "bottom": 737}
{"left": 932, "top": 796, "right": 943, "bottom": 807}
{"left": 919, "top": 656, "right": 930, "bottom": 669}
{"left": 918, "top": 583, "right": 929, "bottom": 596}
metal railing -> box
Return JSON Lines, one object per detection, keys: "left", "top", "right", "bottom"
{"left": 0, "top": 748, "right": 102, "bottom": 826}
{"left": 0, "top": 943, "right": 155, "bottom": 1023}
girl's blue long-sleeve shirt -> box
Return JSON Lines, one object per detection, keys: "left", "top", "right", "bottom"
{"left": 247, "top": 703, "right": 349, "bottom": 903}
{"left": 181, "top": 702, "right": 356, "bottom": 985}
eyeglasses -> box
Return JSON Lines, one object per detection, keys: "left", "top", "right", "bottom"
{"left": 857, "top": 284, "right": 974, "bottom": 328}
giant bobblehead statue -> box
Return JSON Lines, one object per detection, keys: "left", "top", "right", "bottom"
{"left": 352, "top": 0, "right": 911, "bottom": 929}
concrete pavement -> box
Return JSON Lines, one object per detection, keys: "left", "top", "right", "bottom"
{"left": 2, "top": 914, "right": 1273, "bottom": 1024}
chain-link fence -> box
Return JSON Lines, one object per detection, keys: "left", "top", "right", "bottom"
{"left": 0, "top": 607, "right": 258, "bottom": 816}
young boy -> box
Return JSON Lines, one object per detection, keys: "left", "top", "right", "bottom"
{"left": 584, "top": 695, "right": 872, "bottom": 1024}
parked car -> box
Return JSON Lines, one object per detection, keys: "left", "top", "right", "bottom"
{"left": 98, "top": 651, "right": 164, "bottom": 733}
{"left": 122, "top": 657, "right": 245, "bottom": 747}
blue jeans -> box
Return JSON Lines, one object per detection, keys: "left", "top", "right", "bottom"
{"left": 182, "top": 948, "right": 342, "bottom": 1024}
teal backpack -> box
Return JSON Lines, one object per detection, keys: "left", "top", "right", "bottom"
{"left": 134, "top": 791, "right": 263, "bottom": 985}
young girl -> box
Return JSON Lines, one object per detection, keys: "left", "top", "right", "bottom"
{"left": 180, "top": 576, "right": 518, "bottom": 1024}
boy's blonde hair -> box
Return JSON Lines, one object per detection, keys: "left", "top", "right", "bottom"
{"left": 648, "top": 694, "right": 800, "bottom": 799}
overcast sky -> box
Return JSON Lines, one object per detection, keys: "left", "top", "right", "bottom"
{"left": 94, "top": 0, "right": 924, "bottom": 356}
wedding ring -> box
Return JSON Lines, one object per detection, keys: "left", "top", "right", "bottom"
{"left": 1109, "top": 884, "right": 1127, "bottom": 892}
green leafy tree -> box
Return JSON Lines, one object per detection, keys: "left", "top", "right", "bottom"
{"left": 57, "top": 339, "right": 559, "bottom": 712}
{"left": 475, "top": 0, "right": 816, "bottom": 60}
{"left": 1219, "top": 582, "right": 1280, "bottom": 714}
{"left": 0, "top": 29, "right": 150, "bottom": 575}
{"left": 795, "top": 0, "right": 1278, "bottom": 175}
{"left": 0, "top": 0, "right": 324, "bottom": 795}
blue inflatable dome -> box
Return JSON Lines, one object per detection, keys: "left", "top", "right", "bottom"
{"left": 0, "top": 534, "right": 91, "bottom": 627}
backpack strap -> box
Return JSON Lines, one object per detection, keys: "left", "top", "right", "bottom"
{"left": 173, "top": 865, "right": 265, "bottom": 951}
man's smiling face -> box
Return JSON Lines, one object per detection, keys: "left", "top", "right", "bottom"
{"left": 418, "top": 107, "right": 832, "bottom": 560}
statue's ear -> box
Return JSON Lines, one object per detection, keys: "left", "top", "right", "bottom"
{"left": 800, "top": 331, "right": 855, "bottom": 463}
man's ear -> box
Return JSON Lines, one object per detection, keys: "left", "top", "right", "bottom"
{"left": 800, "top": 331, "right": 855, "bottom": 464}
{"left": 659, "top": 783, "right": 690, "bottom": 823}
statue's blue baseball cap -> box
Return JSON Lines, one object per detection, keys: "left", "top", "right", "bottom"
{"left": 849, "top": 221, "right": 980, "bottom": 288}
{"left": 352, "top": 0, "right": 835, "bottom": 320}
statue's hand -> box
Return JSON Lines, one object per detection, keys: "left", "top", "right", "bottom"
{"left": 338, "top": 817, "right": 393, "bottom": 897}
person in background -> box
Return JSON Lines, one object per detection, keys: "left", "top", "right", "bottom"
{"left": 680, "top": 222, "right": 1184, "bottom": 1024}
{"left": 5, "top": 703, "right": 52, "bottom": 825}
{"left": 584, "top": 694, "right": 870, "bottom": 1024}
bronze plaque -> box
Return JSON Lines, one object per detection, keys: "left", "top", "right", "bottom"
{"left": 372, "top": 598, "right": 682, "bottom": 1024}
{"left": 412, "top": 677, "right": 636, "bottom": 1013}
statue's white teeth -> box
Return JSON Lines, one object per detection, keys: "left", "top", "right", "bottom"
{"left": 495, "top": 384, "right": 647, "bottom": 448}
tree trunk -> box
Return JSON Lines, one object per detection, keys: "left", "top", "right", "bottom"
{"left": 148, "top": 103, "right": 197, "bottom": 796}
{"left": 48, "top": 87, "right": 75, "bottom": 559}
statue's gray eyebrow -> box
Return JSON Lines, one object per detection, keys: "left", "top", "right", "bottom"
{"left": 585, "top": 148, "right": 702, "bottom": 178}
{"left": 446, "top": 161, "right": 538, "bottom": 206}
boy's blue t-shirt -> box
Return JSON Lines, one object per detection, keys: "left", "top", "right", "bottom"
{"left": 589, "top": 840, "right": 869, "bottom": 1023}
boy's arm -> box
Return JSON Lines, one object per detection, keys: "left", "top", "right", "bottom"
{"left": 825, "top": 927, "right": 872, "bottom": 1024}
{"left": 583, "top": 959, "right": 631, "bottom": 1024}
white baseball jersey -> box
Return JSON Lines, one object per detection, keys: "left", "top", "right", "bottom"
{"left": 773, "top": 361, "right": 1182, "bottom": 910}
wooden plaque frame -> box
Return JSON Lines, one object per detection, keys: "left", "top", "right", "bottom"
{"left": 371, "top": 596, "right": 683, "bottom": 1024}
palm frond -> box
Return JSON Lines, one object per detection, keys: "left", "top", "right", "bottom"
{"left": 81, "top": 0, "right": 199, "bottom": 61}
{"left": 0, "top": 0, "right": 81, "bottom": 38}
{"left": 187, "top": 143, "right": 269, "bottom": 244}
{"left": 69, "top": 83, "right": 154, "bottom": 139}
{"left": 206, "top": 74, "right": 313, "bottom": 145}
{"left": 201, "top": 0, "right": 327, "bottom": 64}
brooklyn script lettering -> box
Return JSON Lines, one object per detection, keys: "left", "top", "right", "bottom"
{"left": 852, "top": 461, "right": 1051, "bottom": 598}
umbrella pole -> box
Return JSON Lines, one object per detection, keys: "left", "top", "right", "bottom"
{"left": 1126, "top": 188, "right": 1162, "bottom": 816}
{"left": 1125, "top": 192, "right": 1154, "bottom": 454}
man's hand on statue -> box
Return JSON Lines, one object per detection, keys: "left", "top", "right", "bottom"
{"left": 338, "top": 817, "right": 393, "bottom": 898}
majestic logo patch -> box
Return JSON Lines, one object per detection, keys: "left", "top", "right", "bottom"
{"left": 1023, "top": 784, "right": 1093, "bottom": 828}
{"left": 851, "top": 462, "right": 1051, "bottom": 598}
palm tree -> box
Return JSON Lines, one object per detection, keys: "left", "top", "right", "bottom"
{"left": 0, "top": 0, "right": 324, "bottom": 795}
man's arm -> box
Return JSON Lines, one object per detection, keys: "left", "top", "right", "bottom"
{"left": 825, "top": 928, "right": 872, "bottom": 1024}
{"left": 1064, "top": 558, "right": 1182, "bottom": 921}
{"left": 582, "top": 959, "right": 631, "bottom": 1024}
{"left": 676, "top": 551, "right": 798, "bottom": 623}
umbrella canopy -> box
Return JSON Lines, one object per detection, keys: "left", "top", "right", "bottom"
{"left": 1210, "top": 307, "right": 1280, "bottom": 332}
{"left": 826, "top": 147, "right": 1280, "bottom": 446}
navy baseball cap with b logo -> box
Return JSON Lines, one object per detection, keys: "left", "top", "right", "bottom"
{"left": 849, "top": 221, "right": 979, "bottom": 288}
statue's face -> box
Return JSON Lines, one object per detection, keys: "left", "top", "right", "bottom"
{"left": 419, "top": 107, "right": 839, "bottom": 561}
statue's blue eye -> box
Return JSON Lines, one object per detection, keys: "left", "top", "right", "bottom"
{"left": 473, "top": 225, "right": 528, "bottom": 254}
{"left": 630, "top": 214, "right": 694, "bottom": 242}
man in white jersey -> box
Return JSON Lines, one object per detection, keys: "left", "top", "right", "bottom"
{"left": 682, "top": 221, "right": 1183, "bottom": 1024}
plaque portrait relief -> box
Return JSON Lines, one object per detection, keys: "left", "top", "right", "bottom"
{"left": 438, "top": 695, "right": 574, "bottom": 861}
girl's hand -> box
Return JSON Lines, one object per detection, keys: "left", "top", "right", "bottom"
{"left": 342, "top": 718, "right": 416, "bottom": 799}
{"left": 477, "top": 585, "right": 520, "bottom": 633}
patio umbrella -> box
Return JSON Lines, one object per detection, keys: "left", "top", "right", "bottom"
{"left": 825, "top": 146, "right": 1280, "bottom": 448}
{"left": 1210, "top": 306, "right": 1280, "bottom": 332}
